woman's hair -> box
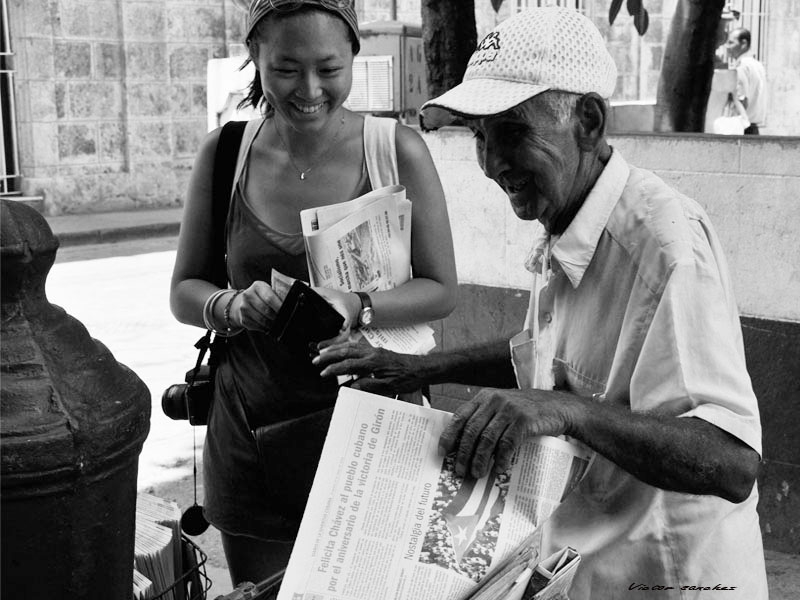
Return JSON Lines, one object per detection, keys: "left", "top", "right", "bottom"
{"left": 238, "top": 5, "right": 359, "bottom": 112}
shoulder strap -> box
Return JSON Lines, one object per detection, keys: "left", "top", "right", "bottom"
{"left": 363, "top": 115, "right": 399, "bottom": 189}
{"left": 210, "top": 120, "right": 247, "bottom": 288}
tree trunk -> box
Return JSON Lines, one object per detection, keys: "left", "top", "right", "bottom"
{"left": 654, "top": 0, "right": 725, "bottom": 132}
{"left": 420, "top": 0, "right": 477, "bottom": 99}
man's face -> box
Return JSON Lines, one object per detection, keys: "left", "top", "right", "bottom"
{"left": 467, "top": 96, "right": 586, "bottom": 234}
{"left": 725, "top": 31, "right": 747, "bottom": 60}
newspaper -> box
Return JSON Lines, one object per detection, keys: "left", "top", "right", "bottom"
{"left": 465, "top": 542, "right": 580, "bottom": 600}
{"left": 299, "top": 185, "right": 435, "bottom": 355}
{"left": 277, "top": 388, "right": 595, "bottom": 600}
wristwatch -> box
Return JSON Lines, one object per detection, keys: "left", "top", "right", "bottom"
{"left": 354, "top": 292, "right": 374, "bottom": 327}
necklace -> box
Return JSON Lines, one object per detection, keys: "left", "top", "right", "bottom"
{"left": 273, "top": 114, "right": 346, "bottom": 180}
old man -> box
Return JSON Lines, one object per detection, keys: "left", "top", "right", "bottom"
{"left": 316, "top": 8, "right": 767, "bottom": 598}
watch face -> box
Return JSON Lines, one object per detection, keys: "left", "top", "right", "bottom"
{"left": 360, "top": 307, "right": 375, "bottom": 326}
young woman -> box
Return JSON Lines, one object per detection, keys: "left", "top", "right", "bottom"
{"left": 170, "top": 0, "right": 457, "bottom": 585}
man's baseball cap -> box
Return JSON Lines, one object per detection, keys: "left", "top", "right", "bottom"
{"left": 420, "top": 7, "right": 617, "bottom": 129}
{"left": 246, "top": 0, "right": 360, "bottom": 53}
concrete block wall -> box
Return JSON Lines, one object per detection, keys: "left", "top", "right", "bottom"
{"left": 8, "top": 0, "right": 248, "bottom": 215}
{"left": 421, "top": 126, "right": 800, "bottom": 553}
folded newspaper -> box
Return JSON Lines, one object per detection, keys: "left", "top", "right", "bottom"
{"left": 277, "top": 388, "right": 594, "bottom": 600}
{"left": 298, "top": 185, "right": 435, "bottom": 355}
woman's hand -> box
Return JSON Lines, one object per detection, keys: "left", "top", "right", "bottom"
{"left": 228, "top": 281, "right": 283, "bottom": 331}
{"left": 312, "top": 337, "right": 426, "bottom": 394}
{"left": 313, "top": 287, "right": 360, "bottom": 331}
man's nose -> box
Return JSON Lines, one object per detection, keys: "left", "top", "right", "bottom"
{"left": 479, "top": 137, "right": 509, "bottom": 180}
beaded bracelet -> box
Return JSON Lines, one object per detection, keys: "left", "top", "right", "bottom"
{"left": 202, "top": 289, "right": 243, "bottom": 337}
{"left": 224, "top": 289, "right": 245, "bottom": 335}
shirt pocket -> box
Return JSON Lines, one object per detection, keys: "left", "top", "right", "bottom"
{"left": 557, "top": 362, "right": 634, "bottom": 507}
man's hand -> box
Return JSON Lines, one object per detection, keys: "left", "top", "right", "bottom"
{"left": 312, "top": 338, "right": 426, "bottom": 395}
{"left": 439, "top": 388, "right": 581, "bottom": 479}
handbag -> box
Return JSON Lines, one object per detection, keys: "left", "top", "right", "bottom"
{"left": 253, "top": 407, "right": 335, "bottom": 521}
{"left": 713, "top": 94, "right": 749, "bottom": 135}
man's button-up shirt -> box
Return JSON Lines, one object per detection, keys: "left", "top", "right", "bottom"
{"left": 512, "top": 150, "right": 767, "bottom": 599}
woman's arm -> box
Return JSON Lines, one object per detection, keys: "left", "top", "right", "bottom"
{"left": 321, "top": 124, "right": 459, "bottom": 328}
{"left": 170, "top": 129, "right": 223, "bottom": 328}
{"left": 170, "top": 127, "right": 280, "bottom": 332}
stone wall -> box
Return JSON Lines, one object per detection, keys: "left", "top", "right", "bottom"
{"left": 8, "top": 0, "right": 248, "bottom": 215}
{"left": 421, "top": 126, "right": 800, "bottom": 553}
{"left": 361, "top": 0, "right": 800, "bottom": 134}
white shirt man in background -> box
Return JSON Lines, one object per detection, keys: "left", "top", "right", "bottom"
{"left": 726, "top": 27, "right": 767, "bottom": 134}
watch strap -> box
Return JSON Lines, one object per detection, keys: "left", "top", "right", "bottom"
{"left": 354, "top": 291, "right": 373, "bottom": 327}
{"left": 354, "top": 291, "right": 372, "bottom": 310}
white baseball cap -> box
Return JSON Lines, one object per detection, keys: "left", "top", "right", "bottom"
{"left": 420, "top": 7, "right": 617, "bottom": 129}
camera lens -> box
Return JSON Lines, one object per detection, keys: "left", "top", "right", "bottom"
{"left": 161, "top": 384, "right": 189, "bottom": 420}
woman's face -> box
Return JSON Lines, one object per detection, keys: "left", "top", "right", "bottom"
{"left": 253, "top": 10, "right": 354, "bottom": 134}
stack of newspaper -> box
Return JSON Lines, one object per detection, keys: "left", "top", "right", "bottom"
{"left": 134, "top": 492, "right": 183, "bottom": 600}
{"left": 463, "top": 539, "right": 580, "bottom": 600}
{"left": 133, "top": 569, "right": 155, "bottom": 600}
{"left": 298, "top": 185, "right": 436, "bottom": 355}
{"left": 276, "top": 388, "right": 593, "bottom": 600}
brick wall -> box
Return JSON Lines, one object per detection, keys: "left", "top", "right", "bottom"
{"left": 8, "top": 0, "right": 247, "bottom": 215}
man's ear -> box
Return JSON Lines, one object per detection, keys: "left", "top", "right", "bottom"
{"left": 575, "top": 93, "right": 607, "bottom": 151}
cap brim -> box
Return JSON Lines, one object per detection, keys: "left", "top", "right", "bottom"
{"left": 420, "top": 78, "right": 550, "bottom": 129}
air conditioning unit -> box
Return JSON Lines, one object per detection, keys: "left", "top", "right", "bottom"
{"left": 346, "top": 21, "right": 428, "bottom": 120}
{"left": 345, "top": 55, "right": 395, "bottom": 113}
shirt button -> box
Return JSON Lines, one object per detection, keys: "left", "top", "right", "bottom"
{"left": 543, "top": 312, "right": 552, "bottom": 323}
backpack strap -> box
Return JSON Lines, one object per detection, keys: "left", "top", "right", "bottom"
{"left": 210, "top": 120, "right": 248, "bottom": 288}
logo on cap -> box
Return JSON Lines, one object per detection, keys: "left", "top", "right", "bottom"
{"left": 469, "top": 31, "right": 501, "bottom": 67}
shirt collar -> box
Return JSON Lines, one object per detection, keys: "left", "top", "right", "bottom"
{"left": 735, "top": 50, "right": 753, "bottom": 65}
{"left": 525, "top": 149, "right": 630, "bottom": 288}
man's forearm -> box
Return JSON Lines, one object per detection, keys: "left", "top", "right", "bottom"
{"left": 569, "top": 400, "right": 759, "bottom": 503}
{"left": 420, "top": 339, "right": 516, "bottom": 388}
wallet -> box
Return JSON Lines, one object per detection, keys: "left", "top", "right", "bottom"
{"left": 271, "top": 280, "right": 344, "bottom": 359}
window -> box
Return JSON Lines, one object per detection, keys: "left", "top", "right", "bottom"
{"left": 734, "top": 0, "right": 769, "bottom": 62}
{"left": 1, "top": 0, "right": 19, "bottom": 196}
{"left": 515, "top": 0, "right": 585, "bottom": 12}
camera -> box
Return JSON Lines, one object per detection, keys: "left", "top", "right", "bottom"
{"left": 161, "top": 365, "right": 213, "bottom": 426}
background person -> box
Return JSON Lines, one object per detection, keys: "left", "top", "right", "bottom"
{"left": 725, "top": 27, "right": 767, "bottom": 134}
{"left": 170, "top": 0, "right": 457, "bottom": 586}
{"left": 316, "top": 8, "right": 767, "bottom": 598}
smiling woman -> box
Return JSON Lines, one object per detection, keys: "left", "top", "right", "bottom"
{"left": 168, "top": 0, "right": 457, "bottom": 588}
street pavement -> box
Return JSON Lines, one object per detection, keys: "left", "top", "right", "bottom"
{"left": 44, "top": 229, "right": 799, "bottom": 599}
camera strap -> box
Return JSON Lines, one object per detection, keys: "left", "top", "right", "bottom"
{"left": 210, "top": 119, "right": 248, "bottom": 289}
{"left": 179, "top": 121, "right": 248, "bottom": 535}
{"left": 186, "top": 330, "right": 213, "bottom": 388}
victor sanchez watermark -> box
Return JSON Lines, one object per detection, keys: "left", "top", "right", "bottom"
{"left": 629, "top": 583, "right": 737, "bottom": 592}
